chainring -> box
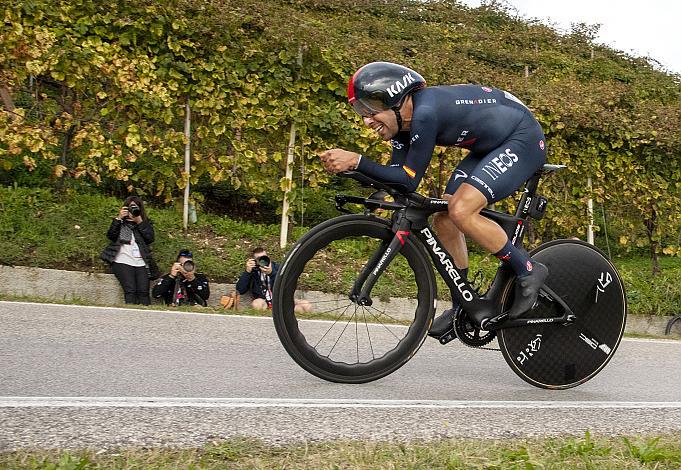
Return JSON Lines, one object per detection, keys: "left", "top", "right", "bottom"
{"left": 454, "top": 309, "right": 497, "bottom": 347}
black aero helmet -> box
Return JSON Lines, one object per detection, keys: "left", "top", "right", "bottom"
{"left": 347, "top": 62, "right": 426, "bottom": 117}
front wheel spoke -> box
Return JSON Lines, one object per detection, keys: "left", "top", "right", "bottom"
{"left": 355, "top": 304, "right": 359, "bottom": 363}
{"left": 365, "top": 305, "right": 403, "bottom": 341}
{"left": 326, "top": 308, "right": 358, "bottom": 359}
{"left": 365, "top": 304, "right": 405, "bottom": 325}
{"left": 313, "top": 303, "right": 352, "bottom": 349}
{"left": 298, "top": 298, "right": 349, "bottom": 305}
{"left": 362, "top": 307, "right": 376, "bottom": 360}
{"left": 302, "top": 302, "right": 354, "bottom": 319}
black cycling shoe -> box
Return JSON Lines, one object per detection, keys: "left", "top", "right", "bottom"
{"left": 508, "top": 262, "right": 549, "bottom": 319}
{"left": 428, "top": 308, "right": 457, "bottom": 338}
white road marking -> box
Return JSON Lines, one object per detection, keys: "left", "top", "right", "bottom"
{"left": 2, "top": 397, "right": 681, "bottom": 409}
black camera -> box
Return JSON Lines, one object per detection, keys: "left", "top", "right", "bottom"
{"left": 256, "top": 255, "right": 270, "bottom": 268}
{"left": 128, "top": 203, "right": 141, "bottom": 218}
{"left": 181, "top": 260, "right": 195, "bottom": 273}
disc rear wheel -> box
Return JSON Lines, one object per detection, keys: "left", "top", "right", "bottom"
{"left": 498, "top": 240, "right": 627, "bottom": 389}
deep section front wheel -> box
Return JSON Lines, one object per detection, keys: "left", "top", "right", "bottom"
{"left": 497, "top": 240, "right": 627, "bottom": 389}
{"left": 272, "top": 215, "right": 436, "bottom": 383}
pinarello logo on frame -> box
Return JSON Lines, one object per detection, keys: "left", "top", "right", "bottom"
{"left": 539, "top": 140, "right": 545, "bottom": 150}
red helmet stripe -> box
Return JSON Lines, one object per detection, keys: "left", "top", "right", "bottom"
{"left": 347, "top": 68, "right": 361, "bottom": 102}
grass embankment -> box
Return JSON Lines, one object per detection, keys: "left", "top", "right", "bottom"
{"left": 1, "top": 186, "right": 679, "bottom": 316}
{"left": 2, "top": 434, "right": 681, "bottom": 469}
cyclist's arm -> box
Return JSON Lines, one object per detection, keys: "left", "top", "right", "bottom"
{"left": 356, "top": 119, "right": 436, "bottom": 192}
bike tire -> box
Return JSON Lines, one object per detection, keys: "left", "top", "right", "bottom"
{"left": 272, "top": 214, "right": 436, "bottom": 383}
{"left": 497, "top": 239, "right": 627, "bottom": 389}
{"left": 666, "top": 315, "right": 681, "bottom": 336}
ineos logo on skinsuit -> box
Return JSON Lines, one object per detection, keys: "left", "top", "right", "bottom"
{"left": 420, "top": 228, "right": 473, "bottom": 301}
{"left": 386, "top": 73, "right": 416, "bottom": 98}
{"left": 481, "top": 148, "right": 519, "bottom": 181}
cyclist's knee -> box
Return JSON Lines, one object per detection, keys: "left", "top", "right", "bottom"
{"left": 448, "top": 185, "right": 486, "bottom": 226}
{"left": 448, "top": 198, "right": 475, "bottom": 227}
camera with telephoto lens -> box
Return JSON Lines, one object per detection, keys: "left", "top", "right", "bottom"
{"left": 181, "top": 259, "right": 195, "bottom": 273}
{"left": 128, "top": 203, "right": 141, "bottom": 218}
{"left": 255, "top": 255, "right": 270, "bottom": 269}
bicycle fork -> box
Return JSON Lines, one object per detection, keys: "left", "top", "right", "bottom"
{"left": 349, "top": 216, "right": 412, "bottom": 306}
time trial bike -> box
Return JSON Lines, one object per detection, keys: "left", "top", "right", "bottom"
{"left": 272, "top": 164, "right": 627, "bottom": 389}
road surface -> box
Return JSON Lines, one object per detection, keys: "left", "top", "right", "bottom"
{"left": 1, "top": 302, "right": 679, "bottom": 450}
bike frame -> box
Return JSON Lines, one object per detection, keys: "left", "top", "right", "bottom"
{"left": 340, "top": 167, "right": 574, "bottom": 330}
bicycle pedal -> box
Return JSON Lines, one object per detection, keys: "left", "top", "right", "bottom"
{"left": 438, "top": 328, "right": 457, "bottom": 345}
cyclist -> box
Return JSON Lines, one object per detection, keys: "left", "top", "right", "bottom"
{"left": 320, "top": 62, "right": 549, "bottom": 336}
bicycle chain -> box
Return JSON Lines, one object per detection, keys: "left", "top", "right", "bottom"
{"left": 451, "top": 269, "right": 501, "bottom": 351}
{"left": 453, "top": 309, "right": 500, "bottom": 351}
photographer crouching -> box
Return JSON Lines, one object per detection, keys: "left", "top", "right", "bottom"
{"left": 152, "top": 249, "right": 210, "bottom": 306}
{"left": 236, "top": 248, "right": 278, "bottom": 310}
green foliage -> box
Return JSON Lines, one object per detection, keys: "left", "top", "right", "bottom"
{"left": 1, "top": 186, "right": 679, "bottom": 315}
{"left": 3, "top": 434, "right": 681, "bottom": 469}
{"left": 560, "top": 431, "right": 612, "bottom": 458}
{"left": 623, "top": 436, "right": 681, "bottom": 465}
{"left": 615, "top": 256, "right": 681, "bottom": 316}
{"left": 0, "top": 0, "right": 679, "bottom": 263}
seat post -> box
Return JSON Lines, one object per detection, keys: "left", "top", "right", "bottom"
{"left": 513, "top": 171, "right": 541, "bottom": 219}
{"left": 513, "top": 164, "right": 567, "bottom": 219}
{"left": 524, "top": 171, "right": 542, "bottom": 196}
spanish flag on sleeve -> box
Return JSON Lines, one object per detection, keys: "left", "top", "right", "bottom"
{"left": 403, "top": 165, "right": 416, "bottom": 178}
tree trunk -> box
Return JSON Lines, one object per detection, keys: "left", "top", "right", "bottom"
{"left": 643, "top": 209, "right": 660, "bottom": 276}
{"left": 0, "top": 84, "right": 15, "bottom": 118}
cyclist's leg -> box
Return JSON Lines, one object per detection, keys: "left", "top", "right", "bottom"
{"left": 433, "top": 154, "right": 481, "bottom": 271}
{"left": 430, "top": 155, "right": 482, "bottom": 337}
{"left": 448, "top": 117, "right": 548, "bottom": 317}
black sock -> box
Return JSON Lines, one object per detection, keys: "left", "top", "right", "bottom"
{"left": 494, "top": 240, "right": 533, "bottom": 277}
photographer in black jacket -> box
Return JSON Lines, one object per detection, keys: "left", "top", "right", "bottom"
{"left": 236, "top": 247, "right": 278, "bottom": 310}
{"left": 152, "top": 249, "right": 210, "bottom": 306}
{"left": 101, "top": 196, "right": 159, "bottom": 305}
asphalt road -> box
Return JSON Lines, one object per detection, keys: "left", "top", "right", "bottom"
{"left": 1, "top": 301, "right": 680, "bottom": 450}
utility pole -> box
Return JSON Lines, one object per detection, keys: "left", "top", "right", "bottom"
{"left": 587, "top": 176, "right": 595, "bottom": 245}
{"left": 183, "top": 97, "right": 191, "bottom": 234}
{"left": 280, "top": 47, "right": 303, "bottom": 248}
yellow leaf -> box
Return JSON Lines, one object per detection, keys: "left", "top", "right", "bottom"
{"left": 53, "top": 165, "right": 67, "bottom": 177}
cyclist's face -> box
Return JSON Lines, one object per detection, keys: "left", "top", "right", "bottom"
{"left": 362, "top": 109, "right": 398, "bottom": 141}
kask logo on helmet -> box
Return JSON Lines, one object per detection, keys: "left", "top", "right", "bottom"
{"left": 386, "top": 73, "right": 417, "bottom": 98}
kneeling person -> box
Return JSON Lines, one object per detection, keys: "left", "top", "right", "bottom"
{"left": 153, "top": 249, "right": 210, "bottom": 306}
{"left": 236, "top": 248, "right": 278, "bottom": 311}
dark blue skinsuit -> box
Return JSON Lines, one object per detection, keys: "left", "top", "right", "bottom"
{"left": 356, "top": 85, "right": 547, "bottom": 202}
